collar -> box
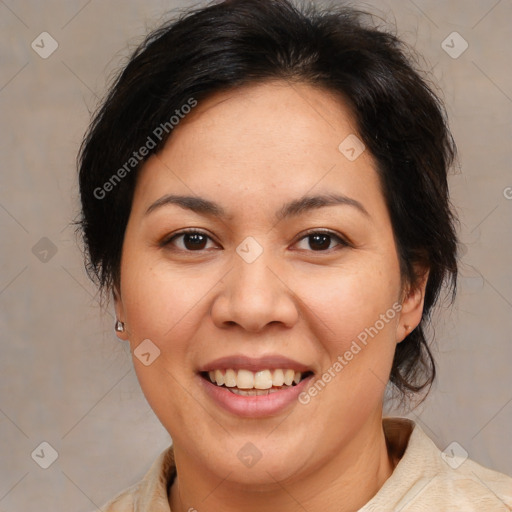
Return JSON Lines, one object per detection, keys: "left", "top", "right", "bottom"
{"left": 127, "top": 417, "right": 417, "bottom": 511}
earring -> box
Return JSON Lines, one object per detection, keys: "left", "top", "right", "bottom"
{"left": 404, "top": 324, "right": 410, "bottom": 332}
{"left": 115, "top": 320, "right": 125, "bottom": 333}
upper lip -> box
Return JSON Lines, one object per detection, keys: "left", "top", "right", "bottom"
{"left": 198, "top": 354, "right": 313, "bottom": 373}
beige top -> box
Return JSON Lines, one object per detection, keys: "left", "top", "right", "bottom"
{"left": 100, "top": 417, "right": 512, "bottom": 511}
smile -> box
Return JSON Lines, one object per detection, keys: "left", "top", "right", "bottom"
{"left": 197, "top": 356, "right": 315, "bottom": 417}
{"left": 203, "top": 368, "right": 312, "bottom": 396}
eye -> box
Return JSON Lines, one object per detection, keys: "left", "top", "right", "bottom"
{"left": 294, "top": 229, "right": 349, "bottom": 252}
{"left": 161, "top": 228, "right": 349, "bottom": 253}
{"left": 161, "top": 229, "right": 218, "bottom": 251}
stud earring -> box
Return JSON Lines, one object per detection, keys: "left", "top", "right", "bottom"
{"left": 115, "top": 320, "right": 125, "bottom": 333}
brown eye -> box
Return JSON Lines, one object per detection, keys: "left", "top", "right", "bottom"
{"left": 295, "top": 230, "right": 349, "bottom": 252}
{"left": 161, "top": 229, "right": 348, "bottom": 254}
{"left": 162, "top": 230, "right": 216, "bottom": 251}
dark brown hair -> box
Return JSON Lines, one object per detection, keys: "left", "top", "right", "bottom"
{"left": 77, "top": 0, "right": 459, "bottom": 398}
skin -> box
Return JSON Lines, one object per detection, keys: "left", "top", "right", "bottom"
{"left": 114, "top": 80, "right": 428, "bottom": 512}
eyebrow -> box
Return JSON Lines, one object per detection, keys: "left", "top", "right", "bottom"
{"left": 145, "top": 192, "right": 370, "bottom": 221}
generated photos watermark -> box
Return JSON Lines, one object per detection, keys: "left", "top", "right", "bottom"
{"left": 93, "top": 97, "right": 198, "bottom": 200}
{"left": 298, "top": 302, "right": 403, "bottom": 405}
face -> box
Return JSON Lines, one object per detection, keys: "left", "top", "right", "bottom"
{"left": 114, "top": 81, "right": 426, "bottom": 486}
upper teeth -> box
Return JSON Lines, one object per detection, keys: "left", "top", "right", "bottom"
{"left": 208, "top": 369, "right": 302, "bottom": 389}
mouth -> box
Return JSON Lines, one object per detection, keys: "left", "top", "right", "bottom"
{"left": 200, "top": 368, "right": 314, "bottom": 396}
{"left": 197, "top": 355, "right": 315, "bottom": 417}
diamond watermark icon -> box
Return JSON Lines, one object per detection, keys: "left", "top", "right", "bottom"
{"left": 441, "top": 441, "right": 468, "bottom": 469}
{"left": 134, "top": 338, "right": 161, "bottom": 366}
{"left": 441, "top": 32, "right": 468, "bottom": 59}
{"left": 31, "top": 32, "right": 59, "bottom": 59}
{"left": 32, "top": 237, "right": 58, "bottom": 263}
{"left": 338, "top": 134, "right": 365, "bottom": 161}
{"left": 237, "top": 442, "right": 262, "bottom": 468}
{"left": 236, "top": 236, "right": 263, "bottom": 264}
{"left": 31, "top": 441, "right": 58, "bottom": 469}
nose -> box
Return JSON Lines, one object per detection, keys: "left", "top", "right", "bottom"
{"left": 210, "top": 249, "right": 299, "bottom": 332}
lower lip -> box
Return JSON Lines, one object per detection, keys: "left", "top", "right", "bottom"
{"left": 198, "top": 374, "right": 314, "bottom": 418}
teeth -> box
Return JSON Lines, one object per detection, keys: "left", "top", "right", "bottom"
{"left": 272, "top": 369, "right": 285, "bottom": 386}
{"left": 284, "top": 369, "right": 295, "bottom": 386}
{"left": 207, "top": 368, "right": 306, "bottom": 390}
{"left": 225, "top": 369, "right": 237, "bottom": 388}
{"left": 214, "top": 369, "right": 224, "bottom": 386}
{"left": 254, "top": 370, "right": 273, "bottom": 389}
{"left": 231, "top": 388, "right": 283, "bottom": 396}
{"left": 237, "top": 369, "right": 254, "bottom": 389}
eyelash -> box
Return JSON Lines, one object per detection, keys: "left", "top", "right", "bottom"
{"left": 161, "top": 228, "right": 350, "bottom": 253}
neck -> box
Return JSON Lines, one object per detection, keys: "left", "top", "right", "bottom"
{"left": 169, "top": 414, "right": 394, "bottom": 512}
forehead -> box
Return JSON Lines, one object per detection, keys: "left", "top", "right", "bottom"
{"left": 169, "top": 80, "right": 360, "bottom": 153}
{"left": 131, "top": 80, "right": 385, "bottom": 223}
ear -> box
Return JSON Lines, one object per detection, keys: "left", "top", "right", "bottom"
{"left": 113, "top": 286, "right": 129, "bottom": 341}
{"left": 396, "top": 266, "right": 429, "bottom": 343}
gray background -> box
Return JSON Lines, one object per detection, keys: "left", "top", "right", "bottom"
{"left": 1, "top": 0, "right": 511, "bottom": 510}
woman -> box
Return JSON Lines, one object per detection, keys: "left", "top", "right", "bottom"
{"left": 77, "top": 0, "right": 512, "bottom": 510}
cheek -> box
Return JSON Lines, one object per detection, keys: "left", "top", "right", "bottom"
{"left": 120, "top": 257, "right": 213, "bottom": 430}
{"left": 297, "top": 260, "right": 401, "bottom": 351}
{"left": 121, "top": 256, "right": 211, "bottom": 342}
{"left": 292, "top": 257, "right": 401, "bottom": 421}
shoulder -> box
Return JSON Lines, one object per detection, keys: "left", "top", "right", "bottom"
{"left": 398, "top": 457, "right": 512, "bottom": 511}
{"left": 362, "top": 417, "right": 512, "bottom": 511}
{"left": 98, "top": 444, "right": 176, "bottom": 512}
{"left": 100, "top": 483, "right": 139, "bottom": 511}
